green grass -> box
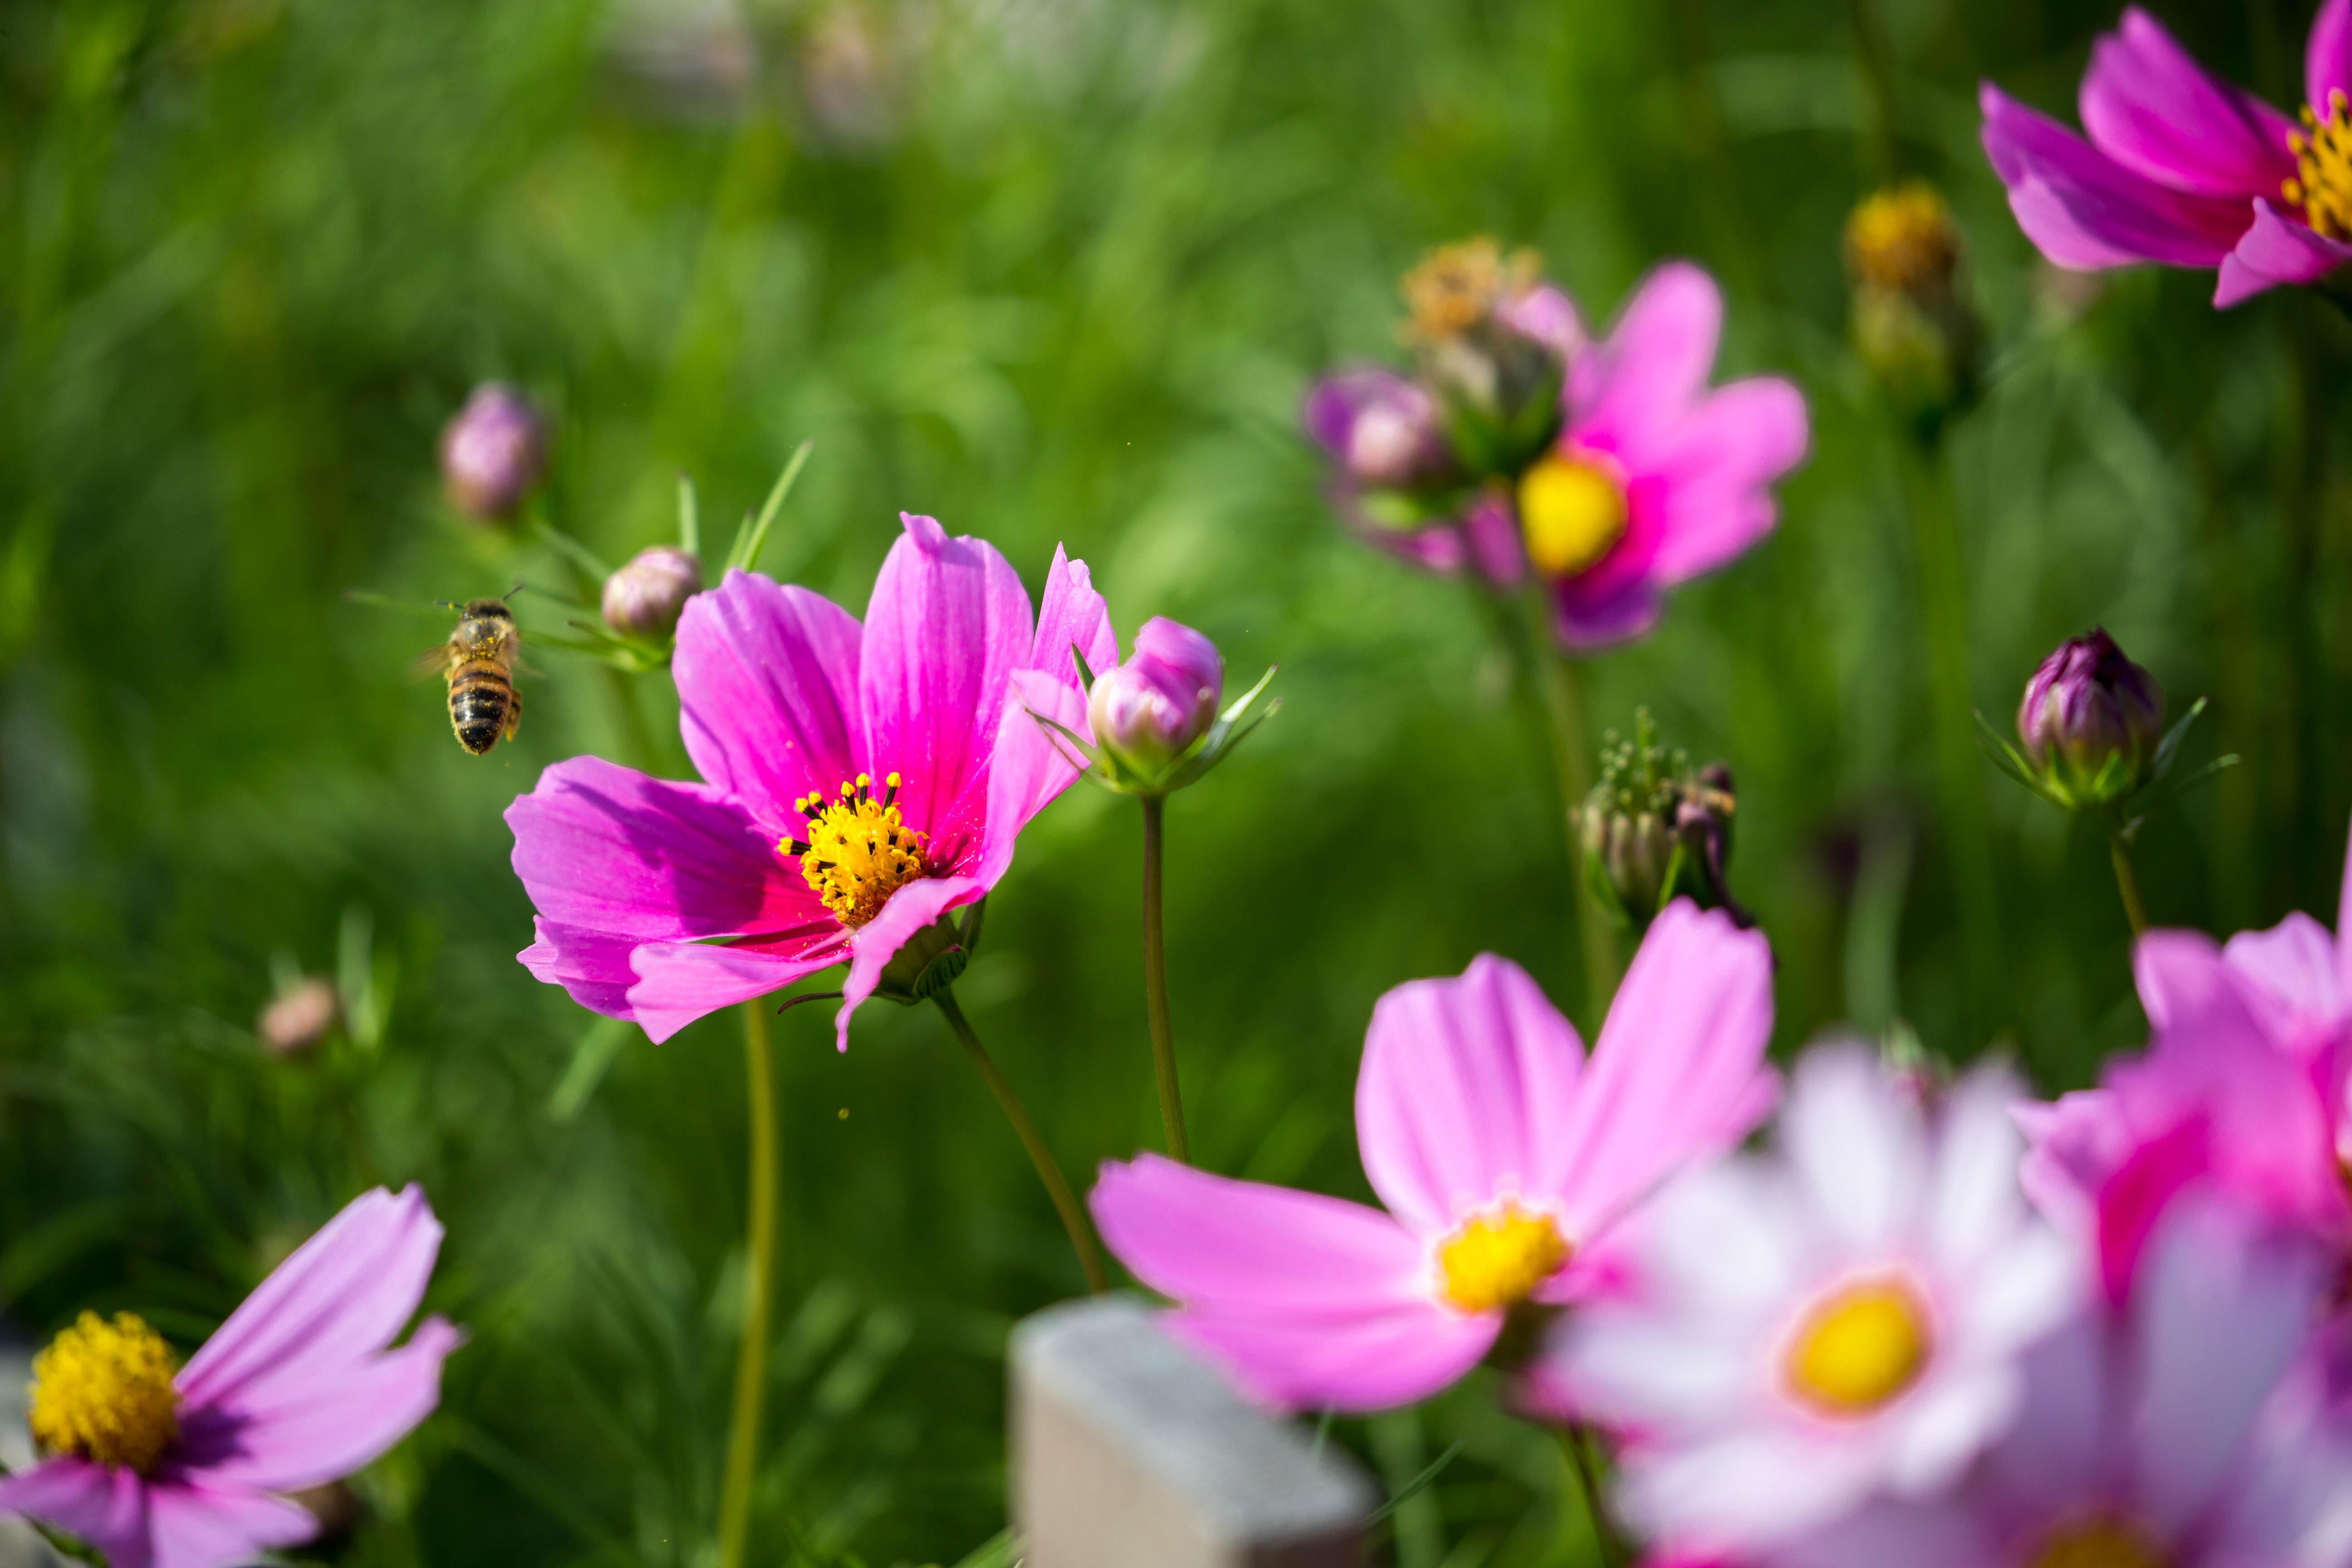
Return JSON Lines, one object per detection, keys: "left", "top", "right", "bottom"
{"left": 2, "top": 0, "right": 2345, "bottom": 1561}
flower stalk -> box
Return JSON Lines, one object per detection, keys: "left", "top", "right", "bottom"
{"left": 2109, "top": 831, "right": 2149, "bottom": 939}
{"left": 1140, "top": 794, "right": 1189, "bottom": 1162}
{"left": 717, "top": 998, "right": 779, "bottom": 1568}
{"left": 933, "top": 990, "right": 1108, "bottom": 1294}
{"left": 1898, "top": 440, "right": 2006, "bottom": 1030}
{"left": 1556, "top": 1426, "right": 1631, "bottom": 1568}
{"left": 1519, "top": 595, "right": 1618, "bottom": 1014}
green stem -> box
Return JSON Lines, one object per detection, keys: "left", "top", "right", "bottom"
{"left": 2108, "top": 829, "right": 2149, "bottom": 939}
{"left": 1554, "top": 1426, "right": 1630, "bottom": 1568}
{"left": 1524, "top": 607, "right": 1620, "bottom": 1019}
{"left": 717, "top": 1000, "right": 778, "bottom": 1568}
{"left": 933, "top": 990, "right": 1108, "bottom": 1294}
{"left": 1139, "top": 794, "right": 1189, "bottom": 1162}
{"left": 1897, "top": 438, "right": 2007, "bottom": 1034}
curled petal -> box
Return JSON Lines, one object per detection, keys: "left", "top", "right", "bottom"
{"left": 624, "top": 932, "right": 847, "bottom": 1045}
{"left": 834, "top": 874, "right": 990, "bottom": 1050}
{"left": 2215, "top": 198, "right": 2352, "bottom": 308}
{"left": 2311, "top": 0, "right": 2352, "bottom": 127}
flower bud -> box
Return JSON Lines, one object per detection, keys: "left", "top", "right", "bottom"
{"left": 602, "top": 545, "right": 704, "bottom": 641}
{"left": 440, "top": 382, "right": 548, "bottom": 521}
{"left": 1398, "top": 237, "right": 1566, "bottom": 476}
{"left": 2017, "top": 629, "right": 2166, "bottom": 808}
{"left": 258, "top": 976, "right": 340, "bottom": 1058}
{"left": 1843, "top": 183, "right": 1981, "bottom": 432}
{"left": 1578, "top": 714, "right": 1744, "bottom": 930}
{"left": 1088, "top": 617, "right": 1224, "bottom": 783}
{"left": 1303, "top": 370, "right": 1450, "bottom": 489}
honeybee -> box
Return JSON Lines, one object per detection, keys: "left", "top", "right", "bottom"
{"left": 435, "top": 598, "right": 522, "bottom": 755}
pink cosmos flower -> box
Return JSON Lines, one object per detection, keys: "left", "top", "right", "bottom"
{"left": 1768, "top": 1195, "right": 2352, "bottom": 1568}
{"left": 1556, "top": 1048, "right": 2078, "bottom": 1556}
{"left": 0, "top": 1186, "right": 462, "bottom": 1568}
{"left": 506, "top": 512, "right": 1112, "bottom": 1049}
{"left": 1524, "top": 264, "right": 1808, "bottom": 648}
{"left": 1979, "top": 1, "right": 2352, "bottom": 307}
{"left": 1089, "top": 901, "right": 1777, "bottom": 1413}
{"left": 2017, "top": 818, "right": 2352, "bottom": 1289}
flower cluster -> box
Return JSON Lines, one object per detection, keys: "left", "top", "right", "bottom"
{"left": 1305, "top": 245, "right": 1809, "bottom": 649}
{"left": 1093, "top": 870, "right": 2352, "bottom": 1567}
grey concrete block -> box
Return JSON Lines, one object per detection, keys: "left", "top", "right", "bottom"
{"left": 1011, "top": 1295, "right": 1375, "bottom": 1568}
{"left": 0, "top": 1335, "right": 64, "bottom": 1568}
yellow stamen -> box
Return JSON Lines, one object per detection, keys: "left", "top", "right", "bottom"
{"left": 1843, "top": 181, "right": 1960, "bottom": 296}
{"left": 1785, "top": 1280, "right": 1930, "bottom": 1415}
{"left": 2286, "top": 89, "right": 2352, "bottom": 241}
{"left": 1401, "top": 236, "right": 1542, "bottom": 343}
{"left": 2029, "top": 1519, "right": 2165, "bottom": 1568}
{"left": 1518, "top": 455, "right": 1629, "bottom": 578}
{"left": 783, "top": 773, "right": 930, "bottom": 927}
{"left": 1437, "top": 1204, "right": 1569, "bottom": 1313}
{"left": 28, "top": 1312, "right": 181, "bottom": 1474}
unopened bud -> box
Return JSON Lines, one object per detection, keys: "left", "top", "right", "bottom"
{"left": 440, "top": 383, "right": 548, "bottom": 521}
{"left": 1398, "top": 237, "right": 1565, "bottom": 477}
{"left": 603, "top": 545, "right": 703, "bottom": 641}
{"left": 1088, "top": 617, "right": 1223, "bottom": 784}
{"left": 259, "top": 976, "right": 340, "bottom": 1058}
{"left": 1578, "top": 713, "right": 1743, "bottom": 930}
{"left": 1844, "top": 183, "right": 1980, "bottom": 431}
{"left": 2017, "top": 629, "right": 2166, "bottom": 808}
{"left": 1303, "top": 370, "right": 1450, "bottom": 489}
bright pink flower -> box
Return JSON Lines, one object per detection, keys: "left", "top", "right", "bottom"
{"left": 0, "top": 1186, "right": 462, "bottom": 1568}
{"left": 1089, "top": 902, "right": 1777, "bottom": 1413}
{"left": 1530, "top": 264, "right": 1809, "bottom": 648}
{"left": 1979, "top": 2, "right": 2352, "bottom": 307}
{"left": 2016, "top": 821, "right": 2352, "bottom": 1289}
{"left": 1768, "top": 1196, "right": 2352, "bottom": 1568}
{"left": 506, "top": 513, "right": 1113, "bottom": 1049}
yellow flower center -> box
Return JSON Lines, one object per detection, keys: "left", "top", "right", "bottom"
{"left": 2029, "top": 1519, "right": 2166, "bottom": 1568}
{"left": 1402, "top": 236, "right": 1541, "bottom": 343}
{"left": 1843, "top": 181, "right": 1960, "bottom": 296}
{"left": 1437, "top": 1203, "right": 1569, "bottom": 1313}
{"left": 781, "top": 772, "right": 930, "bottom": 927}
{"left": 28, "top": 1312, "right": 181, "bottom": 1475}
{"left": 1519, "top": 455, "right": 1628, "bottom": 578}
{"left": 1785, "top": 1281, "right": 1930, "bottom": 1415}
{"left": 2286, "top": 90, "right": 2352, "bottom": 241}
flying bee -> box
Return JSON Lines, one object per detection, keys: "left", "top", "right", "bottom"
{"left": 431, "top": 598, "right": 522, "bottom": 755}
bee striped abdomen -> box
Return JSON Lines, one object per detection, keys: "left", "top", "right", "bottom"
{"left": 449, "top": 662, "right": 515, "bottom": 755}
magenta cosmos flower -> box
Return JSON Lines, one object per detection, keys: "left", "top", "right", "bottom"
{"left": 507, "top": 512, "right": 1112, "bottom": 1049}
{"left": 0, "top": 1186, "right": 461, "bottom": 1568}
{"left": 1980, "top": 1, "right": 2352, "bottom": 307}
{"left": 1089, "top": 901, "right": 1776, "bottom": 1412}
{"left": 1521, "top": 264, "right": 1809, "bottom": 648}
{"left": 2019, "top": 823, "right": 2352, "bottom": 1294}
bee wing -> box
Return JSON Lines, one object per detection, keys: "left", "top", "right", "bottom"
{"left": 348, "top": 588, "right": 461, "bottom": 619}
{"left": 409, "top": 644, "right": 454, "bottom": 682}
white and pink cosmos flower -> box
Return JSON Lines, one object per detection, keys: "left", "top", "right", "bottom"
{"left": 1769, "top": 1195, "right": 2352, "bottom": 1568}
{"left": 1553, "top": 1047, "right": 2078, "bottom": 1558}
{"left": 1090, "top": 902, "right": 1777, "bottom": 1413}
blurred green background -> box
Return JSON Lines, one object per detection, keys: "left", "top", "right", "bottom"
{"left": 1, "top": 0, "right": 2343, "bottom": 1562}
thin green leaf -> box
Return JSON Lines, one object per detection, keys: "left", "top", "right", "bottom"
{"left": 2148, "top": 695, "right": 2209, "bottom": 784}
{"left": 1219, "top": 663, "right": 1279, "bottom": 725}
{"left": 676, "top": 471, "right": 700, "bottom": 558}
{"left": 1366, "top": 1437, "right": 1466, "bottom": 1526}
{"left": 1071, "top": 641, "right": 1098, "bottom": 694}
{"left": 548, "top": 1015, "right": 634, "bottom": 1121}
{"left": 532, "top": 520, "right": 614, "bottom": 581}
{"left": 733, "top": 438, "right": 815, "bottom": 573}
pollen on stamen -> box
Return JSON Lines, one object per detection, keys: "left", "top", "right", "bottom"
{"left": 782, "top": 767, "right": 932, "bottom": 926}
{"left": 2286, "top": 88, "right": 2352, "bottom": 241}
{"left": 28, "top": 1311, "right": 181, "bottom": 1475}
